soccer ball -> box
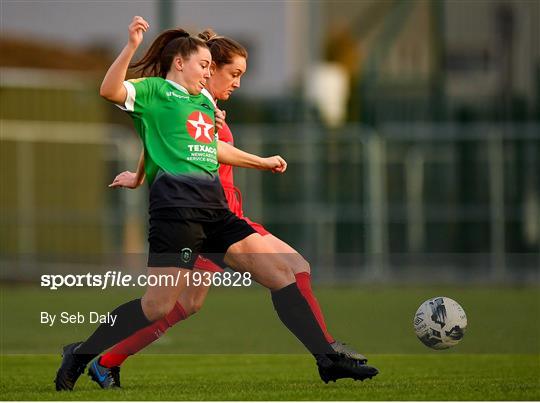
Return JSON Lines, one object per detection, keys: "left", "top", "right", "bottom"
{"left": 413, "top": 297, "right": 467, "bottom": 350}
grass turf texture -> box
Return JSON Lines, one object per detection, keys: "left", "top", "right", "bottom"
{"left": 1, "top": 285, "right": 539, "bottom": 400}
{"left": 1, "top": 354, "right": 538, "bottom": 400}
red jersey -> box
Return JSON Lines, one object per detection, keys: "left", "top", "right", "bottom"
{"left": 217, "top": 122, "right": 245, "bottom": 217}
{"left": 217, "top": 122, "right": 235, "bottom": 190}
{"left": 217, "top": 122, "right": 268, "bottom": 236}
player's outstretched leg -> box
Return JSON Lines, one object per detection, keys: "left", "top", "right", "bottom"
{"left": 270, "top": 281, "right": 378, "bottom": 382}
{"left": 224, "top": 234, "right": 378, "bottom": 383}
{"left": 265, "top": 234, "right": 369, "bottom": 364}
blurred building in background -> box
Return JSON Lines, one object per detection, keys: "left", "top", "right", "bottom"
{"left": 1, "top": 0, "right": 539, "bottom": 283}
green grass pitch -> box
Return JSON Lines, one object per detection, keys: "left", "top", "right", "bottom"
{"left": 1, "top": 354, "right": 538, "bottom": 400}
{"left": 1, "top": 285, "right": 539, "bottom": 400}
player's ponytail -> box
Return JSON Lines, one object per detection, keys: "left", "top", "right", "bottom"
{"left": 131, "top": 28, "right": 208, "bottom": 78}
{"left": 197, "top": 29, "right": 248, "bottom": 68}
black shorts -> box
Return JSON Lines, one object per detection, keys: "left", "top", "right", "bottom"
{"left": 147, "top": 207, "right": 256, "bottom": 269}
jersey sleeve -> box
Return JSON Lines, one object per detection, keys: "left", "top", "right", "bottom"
{"left": 115, "top": 77, "right": 156, "bottom": 113}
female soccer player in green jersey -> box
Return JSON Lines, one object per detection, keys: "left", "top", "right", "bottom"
{"left": 90, "top": 29, "right": 369, "bottom": 389}
{"left": 54, "top": 16, "right": 378, "bottom": 391}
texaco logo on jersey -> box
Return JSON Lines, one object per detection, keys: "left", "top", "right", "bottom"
{"left": 186, "top": 111, "right": 214, "bottom": 143}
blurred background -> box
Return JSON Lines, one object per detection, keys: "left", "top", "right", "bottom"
{"left": 1, "top": 0, "right": 539, "bottom": 284}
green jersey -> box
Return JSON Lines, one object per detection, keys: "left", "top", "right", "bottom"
{"left": 119, "top": 77, "right": 227, "bottom": 210}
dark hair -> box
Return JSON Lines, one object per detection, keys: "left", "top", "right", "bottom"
{"left": 197, "top": 29, "right": 248, "bottom": 68}
{"left": 131, "top": 28, "right": 208, "bottom": 78}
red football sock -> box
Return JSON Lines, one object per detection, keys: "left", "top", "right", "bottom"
{"left": 99, "top": 301, "right": 187, "bottom": 368}
{"left": 295, "top": 272, "right": 335, "bottom": 344}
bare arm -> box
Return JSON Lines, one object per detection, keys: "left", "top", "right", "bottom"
{"left": 109, "top": 149, "right": 146, "bottom": 189}
{"left": 218, "top": 141, "right": 287, "bottom": 173}
{"left": 99, "top": 16, "right": 149, "bottom": 104}
{"left": 133, "top": 149, "right": 146, "bottom": 185}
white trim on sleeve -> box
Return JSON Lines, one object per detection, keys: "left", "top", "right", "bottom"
{"left": 115, "top": 81, "right": 136, "bottom": 112}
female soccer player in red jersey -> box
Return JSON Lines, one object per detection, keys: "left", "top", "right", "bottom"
{"left": 54, "top": 17, "right": 377, "bottom": 391}
{"left": 88, "top": 28, "right": 370, "bottom": 389}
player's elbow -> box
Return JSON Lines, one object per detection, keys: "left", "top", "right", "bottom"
{"left": 99, "top": 85, "right": 122, "bottom": 104}
{"left": 99, "top": 86, "right": 115, "bottom": 102}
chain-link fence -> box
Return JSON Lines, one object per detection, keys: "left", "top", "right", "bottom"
{"left": 1, "top": 120, "right": 538, "bottom": 283}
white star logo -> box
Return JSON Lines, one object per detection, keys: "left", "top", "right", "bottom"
{"left": 187, "top": 112, "right": 214, "bottom": 142}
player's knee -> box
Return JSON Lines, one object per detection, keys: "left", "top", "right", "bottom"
{"left": 272, "top": 260, "right": 296, "bottom": 286}
{"left": 298, "top": 259, "right": 310, "bottom": 275}
{"left": 287, "top": 254, "right": 310, "bottom": 276}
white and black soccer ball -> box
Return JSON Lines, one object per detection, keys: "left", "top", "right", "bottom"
{"left": 413, "top": 297, "right": 467, "bottom": 350}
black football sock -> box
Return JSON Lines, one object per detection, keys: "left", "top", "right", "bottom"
{"left": 271, "top": 283, "right": 336, "bottom": 365}
{"left": 73, "top": 298, "right": 151, "bottom": 365}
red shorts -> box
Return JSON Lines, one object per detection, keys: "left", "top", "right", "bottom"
{"left": 194, "top": 186, "right": 269, "bottom": 272}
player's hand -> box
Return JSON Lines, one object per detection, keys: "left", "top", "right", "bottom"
{"left": 128, "top": 16, "right": 149, "bottom": 48}
{"left": 215, "top": 108, "right": 226, "bottom": 131}
{"left": 109, "top": 171, "right": 141, "bottom": 189}
{"left": 261, "top": 155, "right": 287, "bottom": 174}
